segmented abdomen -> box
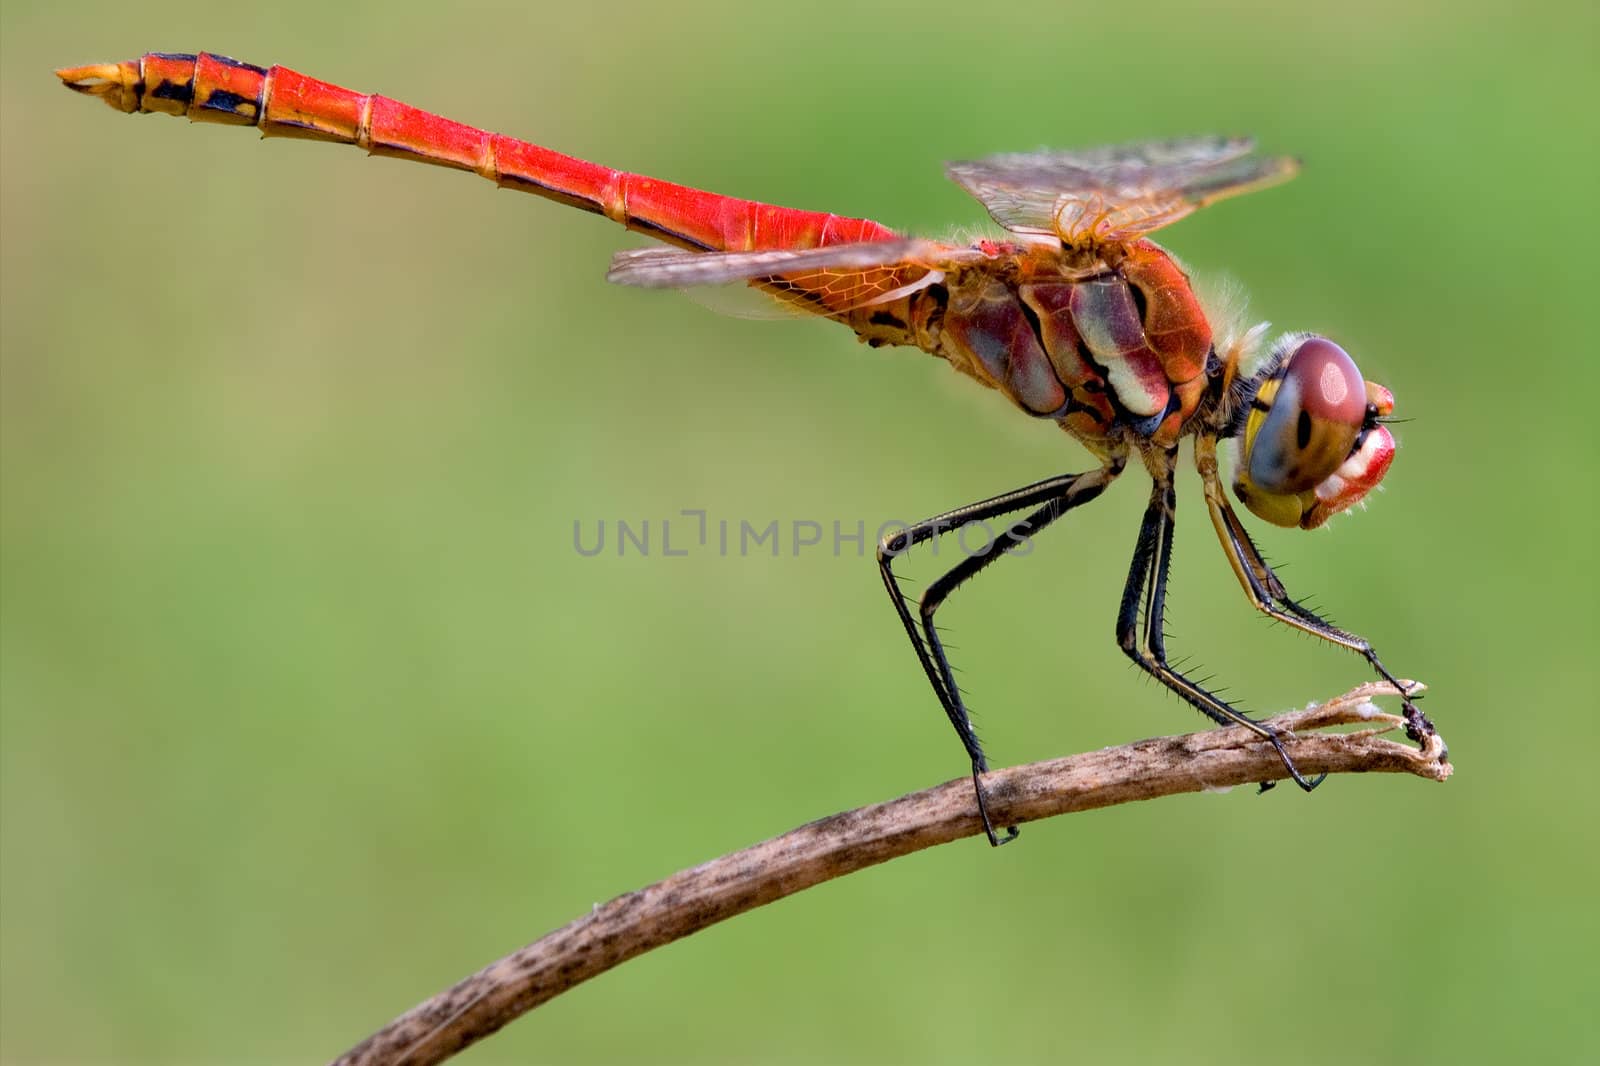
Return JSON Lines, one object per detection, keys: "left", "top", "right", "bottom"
{"left": 63, "top": 52, "right": 900, "bottom": 256}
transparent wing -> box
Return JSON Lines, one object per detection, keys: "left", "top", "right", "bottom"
{"left": 945, "top": 136, "right": 1299, "bottom": 245}
{"left": 609, "top": 239, "right": 953, "bottom": 288}
{"left": 607, "top": 238, "right": 989, "bottom": 316}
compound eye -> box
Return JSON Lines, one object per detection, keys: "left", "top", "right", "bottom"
{"left": 1247, "top": 337, "right": 1366, "bottom": 494}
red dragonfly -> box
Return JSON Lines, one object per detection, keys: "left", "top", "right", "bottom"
{"left": 59, "top": 52, "right": 1435, "bottom": 843}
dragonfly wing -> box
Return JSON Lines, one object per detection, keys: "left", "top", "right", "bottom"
{"left": 609, "top": 239, "right": 948, "bottom": 287}
{"left": 608, "top": 239, "right": 987, "bottom": 316}
{"left": 945, "top": 136, "right": 1298, "bottom": 245}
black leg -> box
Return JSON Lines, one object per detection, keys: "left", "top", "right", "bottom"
{"left": 1116, "top": 447, "right": 1327, "bottom": 791}
{"left": 1193, "top": 438, "right": 1437, "bottom": 749}
{"left": 878, "top": 452, "right": 1126, "bottom": 844}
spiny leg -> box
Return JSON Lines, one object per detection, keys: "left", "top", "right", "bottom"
{"left": 1194, "top": 438, "right": 1437, "bottom": 747}
{"left": 920, "top": 497, "right": 1094, "bottom": 844}
{"left": 1220, "top": 502, "right": 1434, "bottom": 743}
{"left": 878, "top": 453, "right": 1126, "bottom": 845}
{"left": 879, "top": 462, "right": 1126, "bottom": 757}
{"left": 1117, "top": 446, "right": 1326, "bottom": 791}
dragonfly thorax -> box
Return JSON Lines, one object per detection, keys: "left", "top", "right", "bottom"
{"left": 920, "top": 240, "right": 1214, "bottom": 447}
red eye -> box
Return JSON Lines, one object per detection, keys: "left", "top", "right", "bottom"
{"left": 1286, "top": 337, "right": 1365, "bottom": 427}
{"left": 1246, "top": 337, "right": 1366, "bottom": 496}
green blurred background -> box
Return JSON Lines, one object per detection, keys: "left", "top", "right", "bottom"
{"left": 3, "top": 1, "right": 1595, "bottom": 1062}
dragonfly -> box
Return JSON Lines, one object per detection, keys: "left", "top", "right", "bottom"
{"left": 58, "top": 52, "right": 1436, "bottom": 844}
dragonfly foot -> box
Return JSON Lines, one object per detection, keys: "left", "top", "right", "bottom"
{"left": 1266, "top": 731, "right": 1327, "bottom": 792}
{"left": 1401, "top": 697, "right": 1444, "bottom": 758}
{"left": 971, "top": 767, "right": 1020, "bottom": 847}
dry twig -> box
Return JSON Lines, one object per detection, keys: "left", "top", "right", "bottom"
{"left": 334, "top": 680, "right": 1448, "bottom": 1066}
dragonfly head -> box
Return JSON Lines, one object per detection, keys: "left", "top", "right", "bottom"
{"left": 1232, "top": 334, "right": 1396, "bottom": 529}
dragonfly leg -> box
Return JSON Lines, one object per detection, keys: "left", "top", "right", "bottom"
{"left": 1193, "top": 437, "right": 1438, "bottom": 749}
{"left": 1117, "top": 446, "right": 1327, "bottom": 791}
{"left": 878, "top": 452, "right": 1127, "bottom": 845}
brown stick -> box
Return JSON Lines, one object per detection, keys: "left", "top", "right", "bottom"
{"left": 333, "top": 681, "right": 1448, "bottom": 1066}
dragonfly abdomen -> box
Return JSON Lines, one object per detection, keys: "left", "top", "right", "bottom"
{"left": 56, "top": 52, "right": 898, "bottom": 255}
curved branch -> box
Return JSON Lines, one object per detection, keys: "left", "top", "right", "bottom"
{"left": 333, "top": 681, "right": 1448, "bottom": 1066}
